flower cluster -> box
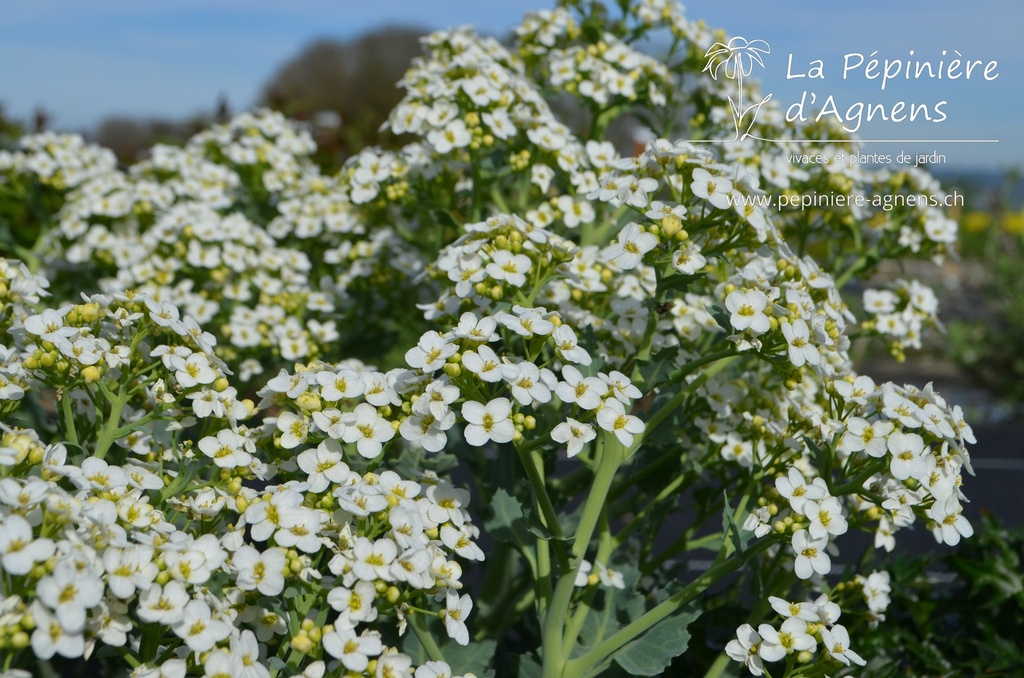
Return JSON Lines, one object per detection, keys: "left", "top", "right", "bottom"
{"left": 0, "top": 280, "right": 484, "bottom": 676}
{"left": 0, "top": 0, "right": 977, "bottom": 675}
{"left": 726, "top": 595, "right": 865, "bottom": 676}
{"left": 861, "top": 279, "right": 942, "bottom": 360}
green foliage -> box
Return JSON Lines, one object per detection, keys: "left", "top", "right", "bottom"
{"left": 859, "top": 514, "right": 1024, "bottom": 676}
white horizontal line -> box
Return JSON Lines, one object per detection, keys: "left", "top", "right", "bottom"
{"left": 684, "top": 137, "right": 995, "bottom": 144}
{"left": 757, "top": 139, "right": 999, "bottom": 144}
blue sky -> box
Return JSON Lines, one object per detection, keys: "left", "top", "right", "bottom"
{"left": 1, "top": 0, "right": 1020, "bottom": 170}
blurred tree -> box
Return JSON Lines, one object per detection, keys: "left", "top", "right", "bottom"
{"left": 261, "top": 26, "right": 426, "bottom": 163}
{"left": 93, "top": 115, "right": 211, "bottom": 164}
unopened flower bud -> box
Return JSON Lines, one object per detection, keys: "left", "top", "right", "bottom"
{"left": 290, "top": 633, "right": 313, "bottom": 654}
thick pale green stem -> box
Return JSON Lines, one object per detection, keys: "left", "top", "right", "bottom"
{"left": 410, "top": 614, "right": 446, "bottom": 663}
{"left": 565, "top": 537, "right": 777, "bottom": 678}
{"left": 541, "top": 435, "right": 623, "bottom": 678}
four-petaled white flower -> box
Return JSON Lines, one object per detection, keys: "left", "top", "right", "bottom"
{"left": 340, "top": 403, "right": 395, "bottom": 458}
{"left": 405, "top": 330, "right": 457, "bottom": 373}
{"left": 603, "top": 222, "right": 658, "bottom": 270}
{"left": 726, "top": 289, "right": 771, "bottom": 334}
{"left": 596, "top": 399, "right": 645, "bottom": 448}
{"left": 691, "top": 168, "right": 734, "bottom": 210}
{"left": 443, "top": 589, "right": 473, "bottom": 646}
{"left": 462, "top": 398, "right": 515, "bottom": 446}
{"left": 0, "top": 513, "right": 55, "bottom": 575}
{"left": 775, "top": 468, "right": 826, "bottom": 514}
{"left": 725, "top": 623, "right": 764, "bottom": 676}
{"left": 820, "top": 624, "right": 866, "bottom": 666}
{"left": 486, "top": 250, "right": 533, "bottom": 288}
{"left": 781, "top": 319, "right": 820, "bottom": 366}
{"left": 551, "top": 418, "right": 597, "bottom": 458}
{"left": 791, "top": 529, "right": 831, "bottom": 579}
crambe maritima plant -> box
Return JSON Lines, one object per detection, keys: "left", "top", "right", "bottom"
{"left": 0, "top": 1, "right": 976, "bottom": 676}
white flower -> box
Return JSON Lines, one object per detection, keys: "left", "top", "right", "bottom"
{"left": 297, "top": 440, "right": 351, "bottom": 492}
{"left": 774, "top": 468, "right": 826, "bottom": 514}
{"left": 791, "top": 529, "right": 830, "bottom": 579}
{"left": 198, "top": 428, "right": 252, "bottom": 469}
{"left": 30, "top": 601, "right": 85, "bottom": 660}
{"left": 486, "top": 250, "right": 533, "bottom": 288}
{"left": 603, "top": 222, "right": 657, "bottom": 270}
{"left": 233, "top": 545, "right": 287, "bottom": 596}
{"left": 341, "top": 403, "right": 395, "bottom": 458}
{"left": 102, "top": 545, "right": 158, "bottom": 599}
{"left": 757, "top": 617, "right": 816, "bottom": 662}
{"left": 172, "top": 600, "right": 232, "bottom": 652}
{"left": 814, "top": 594, "right": 842, "bottom": 624}
{"left": 780, "top": 319, "right": 819, "bottom": 366}
{"left": 274, "top": 506, "right": 324, "bottom": 553}
{"left": 840, "top": 417, "right": 894, "bottom": 458}
{"left": 461, "top": 345, "right": 504, "bottom": 382}
{"left": 37, "top": 560, "right": 103, "bottom": 632}
{"left": 820, "top": 624, "right": 866, "bottom": 666}
{"left": 927, "top": 495, "right": 974, "bottom": 545}
{"left": 322, "top": 627, "right": 383, "bottom": 672}
{"left": 595, "top": 561, "right": 625, "bottom": 589}
{"left": 442, "top": 589, "right": 473, "bottom": 646}
{"left": 415, "top": 661, "right": 454, "bottom": 678}
{"left": 351, "top": 537, "right": 398, "bottom": 581}
{"left": 0, "top": 513, "right": 55, "bottom": 575}
{"left": 804, "top": 496, "right": 848, "bottom": 539}
{"left": 671, "top": 242, "right": 706, "bottom": 275}
{"left": 137, "top": 581, "right": 190, "bottom": 625}
{"left": 833, "top": 375, "right": 877, "bottom": 405}
{"left": 425, "top": 483, "right": 471, "bottom": 527}
{"left": 502, "top": 361, "right": 553, "bottom": 406}
{"left": 600, "top": 370, "right": 641, "bottom": 404}
{"left": 440, "top": 525, "right": 485, "bottom": 561}
{"left": 405, "top": 330, "right": 457, "bottom": 373}
{"left": 725, "top": 289, "right": 770, "bottom": 334}
{"left": 276, "top": 412, "right": 310, "bottom": 449}
{"left": 427, "top": 119, "right": 471, "bottom": 154}
{"left": 596, "top": 399, "right": 644, "bottom": 447}
{"left": 327, "top": 580, "right": 379, "bottom": 625}
{"left": 462, "top": 398, "right": 515, "bottom": 446}
{"left": 769, "top": 597, "right": 820, "bottom": 622}
{"left": 551, "top": 418, "right": 596, "bottom": 458}
{"left": 862, "top": 570, "right": 892, "bottom": 614}
{"left": 169, "top": 352, "right": 217, "bottom": 389}
{"left": 887, "top": 430, "right": 927, "bottom": 480}
{"left": 551, "top": 325, "right": 592, "bottom": 365}
{"left": 725, "top": 623, "right": 764, "bottom": 676}
{"left": 742, "top": 506, "right": 772, "bottom": 538}
{"left": 555, "top": 365, "right": 607, "bottom": 410}
{"left": 691, "top": 167, "right": 734, "bottom": 210}
{"left": 317, "top": 368, "right": 365, "bottom": 401}
{"left": 203, "top": 650, "right": 241, "bottom": 678}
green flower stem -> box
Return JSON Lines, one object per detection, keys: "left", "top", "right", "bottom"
{"left": 834, "top": 253, "right": 872, "bottom": 289}
{"left": 541, "top": 434, "right": 622, "bottom": 678}
{"left": 93, "top": 379, "right": 129, "bottom": 461}
{"left": 516, "top": 444, "right": 570, "bottom": 569}
{"left": 830, "top": 459, "right": 887, "bottom": 496}
{"left": 561, "top": 506, "right": 614, "bottom": 657}
{"left": 60, "top": 386, "right": 79, "bottom": 446}
{"left": 410, "top": 613, "right": 446, "bottom": 663}
{"left": 565, "top": 536, "right": 778, "bottom": 678}
{"left": 702, "top": 650, "right": 734, "bottom": 678}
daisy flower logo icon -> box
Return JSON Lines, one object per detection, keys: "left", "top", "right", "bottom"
{"left": 703, "top": 37, "right": 773, "bottom": 140}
